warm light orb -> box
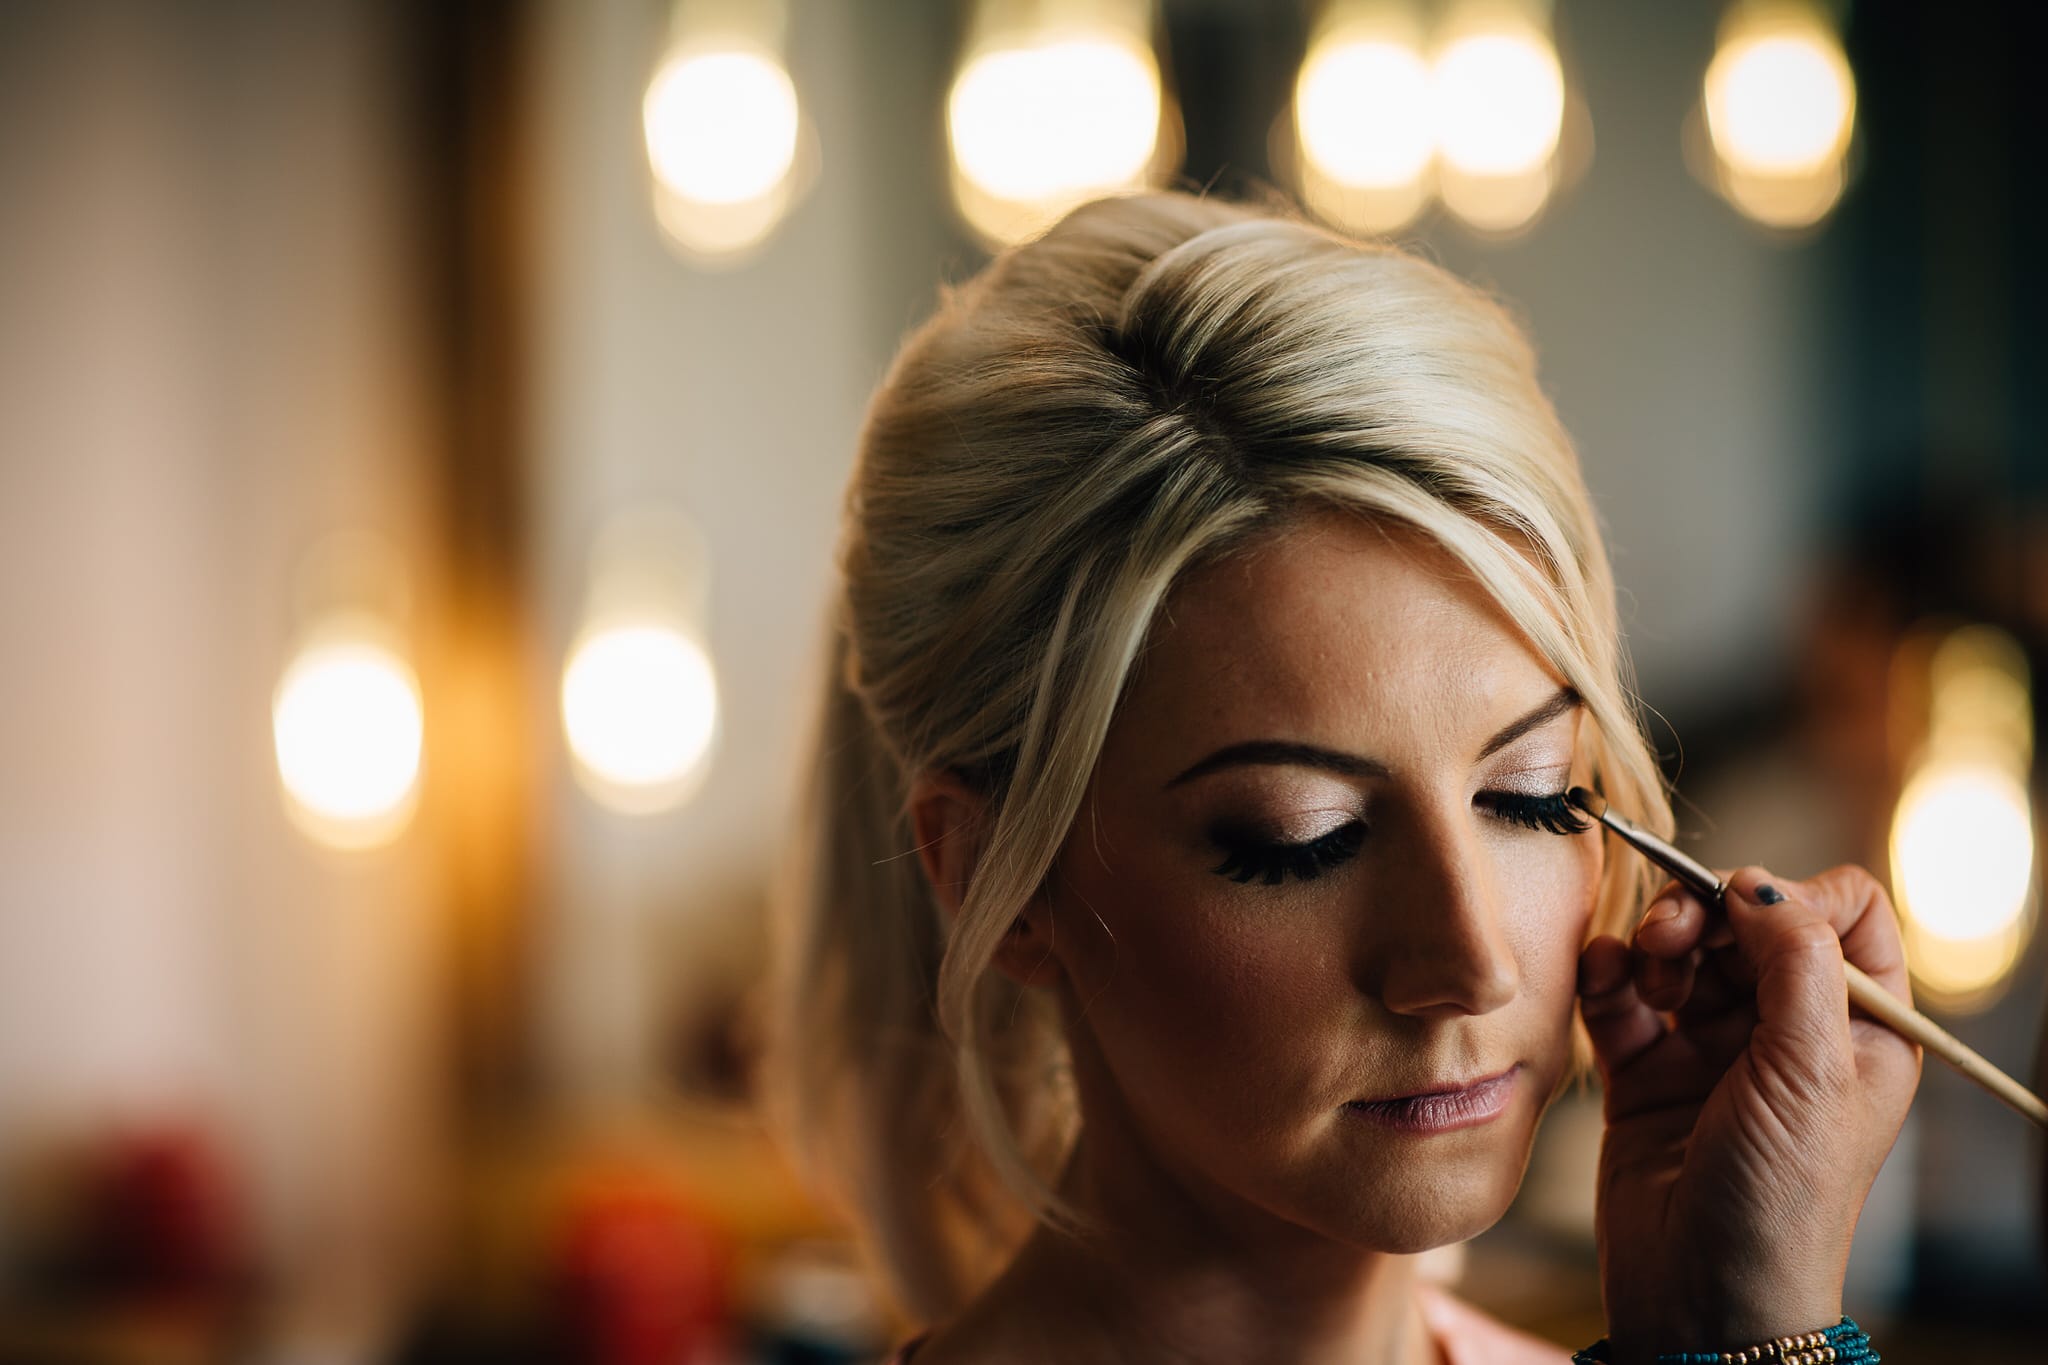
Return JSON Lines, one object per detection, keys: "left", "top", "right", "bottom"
{"left": 1438, "top": 162, "right": 1554, "bottom": 233}
{"left": 1704, "top": 24, "right": 1854, "bottom": 178}
{"left": 1929, "top": 626, "right": 2034, "bottom": 759}
{"left": 1295, "top": 37, "right": 1435, "bottom": 189}
{"left": 1891, "top": 761, "right": 2035, "bottom": 943}
{"left": 273, "top": 632, "right": 423, "bottom": 849}
{"left": 1717, "top": 158, "right": 1845, "bottom": 230}
{"left": 948, "top": 33, "right": 1160, "bottom": 205}
{"left": 643, "top": 48, "right": 800, "bottom": 205}
{"left": 562, "top": 623, "right": 718, "bottom": 813}
{"left": 1431, "top": 29, "right": 1564, "bottom": 177}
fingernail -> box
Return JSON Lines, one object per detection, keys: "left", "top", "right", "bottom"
{"left": 1640, "top": 897, "right": 1680, "bottom": 929}
{"left": 1755, "top": 884, "right": 1785, "bottom": 905}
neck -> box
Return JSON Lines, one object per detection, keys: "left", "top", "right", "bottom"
{"left": 976, "top": 1123, "right": 1443, "bottom": 1365}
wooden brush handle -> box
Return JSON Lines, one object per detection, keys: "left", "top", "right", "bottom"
{"left": 1844, "top": 963, "right": 2048, "bottom": 1128}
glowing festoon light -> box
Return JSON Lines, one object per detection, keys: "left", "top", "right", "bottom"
{"left": 1431, "top": 28, "right": 1564, "bottom": 178}
{"left": 1704, "top": 22, "right": 1854, "bottom": 178}
{"left": 948, "top": 33, "right": 1161, "bottom": 206}
{"left": 273, "top": 631, "right": 424, "bottom": 849}
{"left": 562, "top": 623, "right": 718, "bottom": 813}
{"left": 1295, "top": 37, "right": 1435, "bottom": 189}
{"left": 643, "top": 48, "right": 800, "bottom": 206}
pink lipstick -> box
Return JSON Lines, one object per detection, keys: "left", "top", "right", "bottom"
{"left": 1343, "top": 1064, "right": 1519, "bottom": 1133}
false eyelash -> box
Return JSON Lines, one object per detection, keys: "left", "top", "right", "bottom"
{"left": 1480, "top": 789, "right": 1593, "bottom": 836}
{"left": 1210, "top": 821, "right": 1367, "bottom": 886}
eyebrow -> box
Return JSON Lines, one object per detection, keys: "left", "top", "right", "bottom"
{"left": 1163, "top": 685, "right": 1583, "bottom": 789}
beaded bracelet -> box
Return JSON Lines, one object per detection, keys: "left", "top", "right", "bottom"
{"left": 1571, "top": 1316, "right": 1878, "bottom": 1365}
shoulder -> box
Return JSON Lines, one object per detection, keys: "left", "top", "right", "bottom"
{"left": 1417, "top": 1283, "right": 1575, "bottom": 1365}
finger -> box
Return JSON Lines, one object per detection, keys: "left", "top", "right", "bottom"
{"left": 1671, "top": 994, "right": 1760, "bottom": 1073}
{"left": 1631, "top": 942, "right": 1698, "bottom": 1012}
{"left": 1578, "top": 935, "right": 1668, "bottom": 1077}
{"left": 1675, "top": 946, "right": 1756, "bottom": 1018}
{"left": 1632, "top": 886, "right": 1713, "bottom": 958}
{"left": 1791, "top": 865, "right": 1923, "bottom": 1096}
{"left": 1630, "top": 883, "right": 1714, "bottom": 1012}
{"left": 1788, "top": 863, "right": 1915, "bottom": 1014}
{"left": 1719, "top": 868, "right": 1856, "bottom": 1095}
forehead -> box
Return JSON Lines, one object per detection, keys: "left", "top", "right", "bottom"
{"left": 1114, "top": 510, "right": 1561, "bottom": 766}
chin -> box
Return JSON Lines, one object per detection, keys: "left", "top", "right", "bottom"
{"left": 1292, "top": 1130, "right": 1532, "bottom": 1254}
{"left": 1339, "top": 1180, "right": 1515, "bottom": 1255}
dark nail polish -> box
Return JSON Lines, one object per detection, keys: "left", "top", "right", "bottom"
{"left": 1755, "top": 884, "right": 1785, "bottom": 905}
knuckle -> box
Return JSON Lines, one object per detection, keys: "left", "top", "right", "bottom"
{"left": 1815, "top": 862, "right": 1879, "bottom": 905}
{"left": 1780, "top": 919, "right": 1845, "bottom": 959}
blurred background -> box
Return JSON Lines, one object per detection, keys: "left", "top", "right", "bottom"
{"left": 1, "top": 0, "right": 2043, "bottom": 1360}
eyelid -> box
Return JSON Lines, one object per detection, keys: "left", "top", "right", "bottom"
{"left": 1481, "top": 761, "right": 1572, "bottom": 795}
{"left": 1213, "top": 804, "right": 1359, "bottom": 844}
{"left": 1209, "top": 818, "right": 1367, "bottom": 885}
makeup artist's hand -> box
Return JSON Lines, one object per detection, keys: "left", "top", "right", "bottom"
{"left": 1575, "top": 865, "right": 1921, "bottom": 1365}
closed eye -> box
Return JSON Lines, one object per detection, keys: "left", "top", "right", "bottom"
{"left": 1209, "top": 820, "right": 1366, "bottom": 885}
{"left": 1476, "top": 789, "right": 1591, "bottom": 836}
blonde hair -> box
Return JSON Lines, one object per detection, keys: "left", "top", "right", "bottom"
{"left": 758, "top": 188, "right": 1672, "bottom": 1326}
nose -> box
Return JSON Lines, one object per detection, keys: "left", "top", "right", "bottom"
{"left": 1358, "top": 802, "right": 1521, "bottom": 1018}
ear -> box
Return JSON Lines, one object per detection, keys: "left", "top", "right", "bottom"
{"left": 906, "top": 769, "right": 1064, "bottom": 989}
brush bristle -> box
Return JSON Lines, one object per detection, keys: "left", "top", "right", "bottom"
{"left": 1565, "top": 786, "right": 1606, "bottom": 819}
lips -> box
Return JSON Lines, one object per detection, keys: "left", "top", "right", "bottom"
{"left": 1343, "top": 1065, "right": 1520, "bottom": 1134}
{"left": 1356, "top": 1063, "right": 1519, "bottom": 1106}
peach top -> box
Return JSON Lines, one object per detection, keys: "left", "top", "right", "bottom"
{"left": 881, "top": 1282, "right": 1572, "bottom": 1363}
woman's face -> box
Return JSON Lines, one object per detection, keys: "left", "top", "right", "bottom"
{"left": 1036, "top": 509, "right": 1602, "bottom": 1255}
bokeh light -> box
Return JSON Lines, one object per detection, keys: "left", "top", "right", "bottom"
{"left": 1431, "top": 28, "right": 1564, "bottom": 178}
{"left": 1295, "top": 36, "right": 1435, "bottom": 190}
{"left": 273, "top": 625, "right": 423, "bottom": 850}
{"left": 642, "top": 41, "right": 806, "bottom": 261}
{"left": 1700, "top": 6, "right": 1856, "bottom": 230}
{"left": 1716, "top": 157, "right": 1846, "bottom": 230}
{"left": 562, "top": 623, "right": 718, "bottom": 814}
{"left": 1892, "top": 763, "right": 2035, "bottom": 944}
{"left": 947, "top": 25, "right": 1163, "bottom": 245}
{"left": 1437, "top": 162, "right": 1556, "bottom": 233}
{"left": 1889, "top": 624, "right": 2037, "bottom": 1010}
{"left": 643, "top": 49, "right": 799, "bottom": 206}
{"left": 1704, "top": 22, "right": 1854, "bottom": 177}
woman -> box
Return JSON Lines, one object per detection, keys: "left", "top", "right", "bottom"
{"left": 758, "top": 190, "right": 1920, "bottom": 1364}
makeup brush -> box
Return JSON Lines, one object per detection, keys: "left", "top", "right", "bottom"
{"left": 1566, "top": 786, "right": 2048, "bottom": 1130}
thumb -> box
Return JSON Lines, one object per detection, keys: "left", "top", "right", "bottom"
{"left": 1720, "top": 868, "right": 1855, "bottom": 1097}
{"left": 1576, "top": 934, "right": 1667, "bottom": 1080}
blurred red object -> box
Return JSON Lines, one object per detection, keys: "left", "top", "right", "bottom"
{"left": 548, "top": 1165, "right": 735, "bottom": 1365}
{"left": 88, "top": 1123, "right": 245, "bottom": 1303}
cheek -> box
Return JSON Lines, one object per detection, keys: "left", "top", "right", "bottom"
{"left": 1052, "top": 828, "right": 1603, "bottom": 1128}
{"left": 1508, "top": 833, "right": 1600, "bottom": 953}
{"left": 1494, "top": 829, "right": 1603, "bottom": 1050}
{"left": 1056, "top": 864, "right": 1336, "bottom": 1114}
